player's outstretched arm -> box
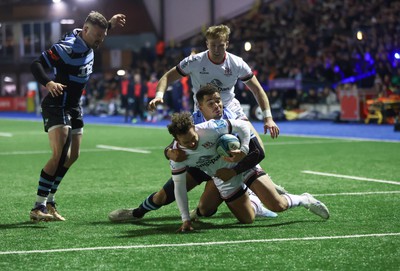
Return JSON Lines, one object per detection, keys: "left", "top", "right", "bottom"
{"left": 148, "top": 67, "right": 183, "bottom": 111}
{"left": 245, "top": 76, "right": 280, "bottom": 138}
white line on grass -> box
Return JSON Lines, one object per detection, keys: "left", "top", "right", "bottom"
{"left": 313, "top": 191, "right": 400, "bottom": 196}
{"left": 0, "top": 132, "right": 12, "bottom": 137}
{"left": 264, "top": 140, "right": 355, "bottom": 146}
{"left": 302, "top": 170, "right": 400, "bottom": 186}
{"left": 0, "top": 149, "right": 109, "bottom": 156}
{"left": 96, "top": 144, "right": 151, "bottom": 154}
{"left": 283, "top": 134, "right": 400, "bottom": 143}
{"left": 0, "top": 232, "right": 399, "bottom": 255}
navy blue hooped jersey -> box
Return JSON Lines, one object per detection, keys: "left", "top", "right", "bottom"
{"left": 41, "top": 28, "right": 94, "bottom": 107}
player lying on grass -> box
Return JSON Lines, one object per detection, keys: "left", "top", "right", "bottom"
{"left": 109, "top": 86, "right": 330, "bottom": 230}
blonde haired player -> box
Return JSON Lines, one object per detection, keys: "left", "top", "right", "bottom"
{"left": 148, "top": 24, "right": 279, "bottom": 147}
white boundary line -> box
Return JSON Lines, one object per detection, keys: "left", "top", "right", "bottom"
{"left": 0, "top": 132, "right": 12, "bottom": 137}
{"left": 313, "top": 191, "right": 400, "bottom": 196}
{"left": 302, "top": 170, "right": 400, "bottom": 186}
{"left": 96, "top": 144, "right": 151, "bottom": 154}
{"left": 0, "top": 149, "right": 109, "bottom": 156}
{"left": 283, "top": 133, "right": 400, "bottom": 143}
{"left": 0, "top": 232, "right": 399, "bottom": 255}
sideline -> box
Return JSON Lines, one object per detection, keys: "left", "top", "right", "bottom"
{"left": 1, "top": 232, "right": 399, "bottom": 255}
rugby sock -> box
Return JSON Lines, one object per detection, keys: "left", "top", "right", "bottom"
{"left": 282, "top": 193, "right": 304, "bottom": 208}
{"left": 34, "top": 169, "right": 55, "bottom": 207}
{"left": 48, "top": 166, "right": 69, "bottom": 202}
{"left": 249, "top": 192, "right": 262, "bottom": 215}
{"left": 133, "top": 192, "right": 162, "bottom": 217}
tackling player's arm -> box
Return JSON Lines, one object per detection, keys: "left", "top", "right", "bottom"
{"left": 215, "top": 119, "right": 261, "bottom": 182}
{"left": 244, "top": 76, "right": 280, "bottom": 139}
{"left": 148, "top": 67, "right": 183, "bottom": 111}
{"left": 215, "top": 137, "right": 265, "bottom": 182}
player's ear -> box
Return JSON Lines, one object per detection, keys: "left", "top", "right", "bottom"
{"left": 82, "top": 24, "right": 89, "bottom": 34}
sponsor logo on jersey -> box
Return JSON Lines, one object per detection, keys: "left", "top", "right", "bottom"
{"left": 196, "top": 154, "right": 221, "bottom": 168}
{"left": 200, "top": 67, "right": 209, "bottom": 74}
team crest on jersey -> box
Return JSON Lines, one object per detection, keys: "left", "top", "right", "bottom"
{"left": 223, "top": 66, "right": 232, "bottom": 76}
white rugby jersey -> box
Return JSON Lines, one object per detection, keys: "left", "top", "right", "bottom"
{"left": 176, "top": 51, "right": 253, "bottom": 107}
{"left": 170, "top": 118, "right": 251, "bottom": 221}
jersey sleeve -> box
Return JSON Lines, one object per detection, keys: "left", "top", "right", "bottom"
{"left": 176, "top": 54, "right": 199, "bottom": 77}
{"left": 237, "top": 57, "right": 254, "bottom": 82}
{"left": 41, "top": 44, "right": 65, "bottom": 69}
{"left": 170, "top": 161, "right": 190, "bottom": 221}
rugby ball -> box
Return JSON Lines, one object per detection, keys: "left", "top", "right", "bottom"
{"left": 216, "top": 134, "right": 241, "bottom": 157}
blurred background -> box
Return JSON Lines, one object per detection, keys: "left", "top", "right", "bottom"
{"left": 0, "top": 0, "right": 399, "bottom": 128}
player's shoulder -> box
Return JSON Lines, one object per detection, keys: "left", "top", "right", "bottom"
{"left": 55, "top": 29, "right": 89, "bottom": 54}
{"left": 223, "top": 107, "right": 238, "bottom": 119}
{"left": 226, "top": 51, "right": 245, "bottom": 63}
{"left": 182, "top": 51, "right": 206, "bottom": 64}
{"left": 196, "top": 119, "right": 228, "bottom": 131}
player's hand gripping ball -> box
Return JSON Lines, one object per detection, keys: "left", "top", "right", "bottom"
{"left": 216, "top": 134, "right": 241, "bottom": 157}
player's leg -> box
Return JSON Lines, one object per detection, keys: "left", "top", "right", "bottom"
{"left": 46, "top": 110, "right": 84, "bottom": 221}
{"left": 47, "top": 130, "right": 82, "bottom": 221}
{"left": 30, "top": 125, "right": 71, "bottom": 222}
{"left": 190, "top": 180, "right": 223, "bottom": 220}
{"left": 108, "top": 168, "right": 209, "bottom": 222}
{"left": 249, "top": 173, "right": 330, "bottom": 219}
{"left": 132, "top": 170, "right": 200, "bottom": 216}
{"left": 225, "top": 189, "right": 255, "bottom": 224}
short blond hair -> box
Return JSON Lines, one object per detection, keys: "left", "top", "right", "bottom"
{"left": 205, "top": 24, "right": 230, "bottom": 41}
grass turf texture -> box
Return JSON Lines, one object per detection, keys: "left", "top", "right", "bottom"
{"left": 0, "top": 119, "right": 399, "bottom": 270}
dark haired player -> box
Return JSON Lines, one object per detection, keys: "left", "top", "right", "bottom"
{"left": 29, "top": 11, "right": 126, "bottom": 222}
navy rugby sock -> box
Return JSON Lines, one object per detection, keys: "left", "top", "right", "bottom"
{"left": 134, "top": 192, "right": 162, "bottom": 217}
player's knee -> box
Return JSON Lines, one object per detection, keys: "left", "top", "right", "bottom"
{"left": 198, "top": 207, "right": 217, "bottom": 217}
{"left": 239, "top": 216, "right": 255, "bottom": 224}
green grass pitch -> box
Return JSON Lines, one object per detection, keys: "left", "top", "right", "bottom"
{"left": 0, "top": 119, "right": 399, "bottom": 270}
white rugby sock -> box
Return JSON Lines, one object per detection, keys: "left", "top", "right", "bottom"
{"left": 282, "top": 193, "right": 306, "bottom": 208}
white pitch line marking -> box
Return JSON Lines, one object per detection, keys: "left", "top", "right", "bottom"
{"left": 313, "top": 191, "right": 400, "bottom": 197}
{"left": 264, "top": 140, "right": 356, "bottom": 146}
{"left": 0, "top": 132, "right": 12, "bottom": 137}
{"left": 96, "top": 144, "right": 151, "bottom": 154}
{"left": 0, "top": 149, "right": 110, "bottom": 156}
{"left": 0, "top": 232, "right": 399, "bottom": 255}
{"left": 302, "top": 170, "right": 400, "bottom": 186}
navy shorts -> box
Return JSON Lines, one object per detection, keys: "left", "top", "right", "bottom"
{"left": 41, "top": 106, "right": 84, "bottom": 133}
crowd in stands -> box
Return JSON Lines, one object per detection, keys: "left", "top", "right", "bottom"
{"left": 83, "top": 0, "right": 400, "bottom": 122}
